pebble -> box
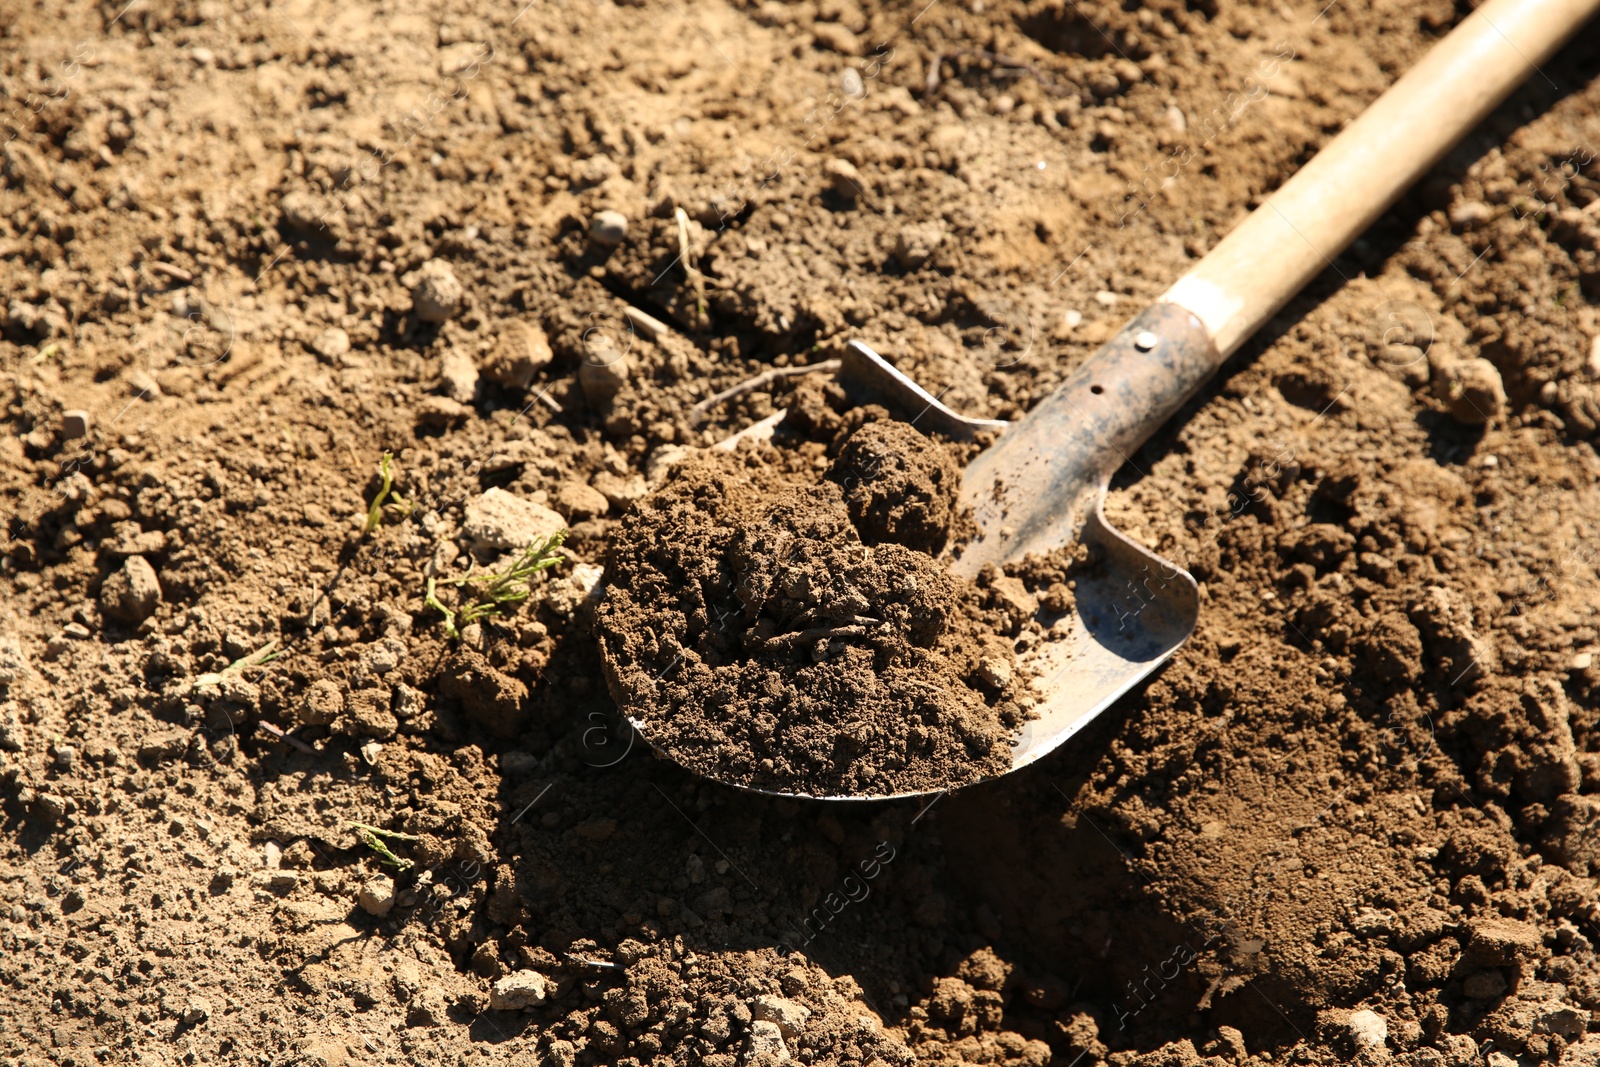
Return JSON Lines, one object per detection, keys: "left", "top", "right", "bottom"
{"left": 578, "top": 342, "right": 630, "bottom": 407}
{"left": 1093, "top": 290, "right": 1120, "bottom": 307}
{"left": 60, "top": 409, "right": 90, "bottom": 440}
{"left": 589, "top": 210, "right": 629, "bottom": 247}
{"left": 841, "top": 67, "right": 865, "bottom": 99}
{"left": 744, "top": 1020, "right": 791, "bottom": 1064}
{"left": 645, "top": 444, "right": 694, "bottom": 485}
{"left": 181, "top": 997, "right": 211, "bottom": 1026}
{"left": 488, "top": 970, "right": 549, "bottom": 1010}
{"left": 358, "top": 874, "right": 397, "bottom": 917}
{"left": 546, "top": 563, "right": 605, "bottom": 618}
{"left": 1434, "top": 357, "right": 1505, "bottom": 425}
{"left": 407, "top": 260, "right": 465, "bottom": 324}
{"left": 438, "top": 349, "right": 480, "bottom": 404}
{"left": 823, "top": 158, "right": 864, "bottom": 201}
{"left": 278, "top": 190, "right": 327, "bottom": 232}
{"left": 311, "top": 326, "right": 351, "bottom": 360}
{"left": 462, "top": 488, "right": 566, "bottom": 552}
{"left": 126, "top": 369, "right": 162, "bottom": 398}
{"left": 1346, "top": 1009, "right": 1387, "bottom": 1051}
{"left": 976, "top": 656, "right": 1012, "bottom": 689}
{"left": 1448, "top": 200, "right": 1493, "bottom": 227}
{"left": 555, "top": 481, "right": 610, "bottom": 522}
{"left": 36, "top": 793, "right": 68, "bottom": 825}
{"left": 1589, "top": 334, "right": 1600, "bottom": 378}
{"left": 751, "top": 996, "right": 811, "bottom": 1039}
{"left": 99, "top": 555, "right": 162, "bottom": 624}
{"left": 392, "top": 683, "right": 425, "bottom": 720}
{"left": 591, "top": 470, "right": 648, "bottom": 509}
{"left": 53, "top": 744, "right": 76, "bottom": 770}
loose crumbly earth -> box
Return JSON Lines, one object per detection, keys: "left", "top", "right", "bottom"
{"left": 597, "top": 429, "right": 1027, "bottom": 798}
{"left": 3, "top": 1, "right": 1600, "bottom": 1066}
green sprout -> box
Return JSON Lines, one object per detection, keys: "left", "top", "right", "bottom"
{"left": 192, "top": 639, "right": 283, "bottom": 692}
{"left": 349, "top": 821, "right": 421, "bottom": 871}
{"left": 424, "top": 531, "right": 567, "bottom": 638}
{"left": 364, "top": 451, "right": 412, "bottom": 534}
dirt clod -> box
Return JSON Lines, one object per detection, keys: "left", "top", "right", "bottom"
{"left": 408, "top": 259, "right": 466, "bottom": 324}
{"left": 99, "top": 555, "right": 162, "bottom": 624}
{"left": 830, "top": 419, "right": 962, "bottom": 553}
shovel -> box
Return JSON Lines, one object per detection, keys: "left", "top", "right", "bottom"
{"left": 610, "top": 0, "right": 1599, "bottom": 800}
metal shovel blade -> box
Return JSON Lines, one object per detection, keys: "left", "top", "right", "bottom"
{"left": 844, "top": 314, "right": 1206, "bottom": 784}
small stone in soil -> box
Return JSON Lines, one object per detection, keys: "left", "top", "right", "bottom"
{"left": 100, "top": 556, "right": 162, "bottom": 624}
{"left": 823, "top": 158, "right": 864, "bottom": 201}
{"left": 1434, "top": 357, "right": 1505, "bottom": 425}
{"left": 482, "top": 320, "right": 552, "bottom": 389}
{"left": 744, "top": 1020, "right": 791, "bottom": 1065}
{"left": 310, "top": 326, "right": 351, "bottom": 360}
{"left": 555, "top": 481, "right": 610, "bottom": 522}
{"left": 578, "top": 343, "right": 629, "bottom": 407}
{"left": 61, "top": 409, "right": 90, "bottom": 440}
{"left": 589, "top": 209, "right": 628, "bottom": 246}
{"left": 488, "top": 970, "right": 549, "bottom": 1010}
{"left": 1345, "top": 1009, "right": 1387, "bottom": 1051}
{"left": 358, "top": 874, "right": 397, "bottom": 917}
{"left": 407, "top": 260, "right": 465, "bottom": 324}
{"left": 181, "top": 997, "right": 211, "bottom": 1026}
{"left": 438, "top": 349, "right": 479, "bottom": 404}
{"left": 462, "top": 488, "right": 566, "bottom": 553}
{"left": 752, "top": 995, "right": 811, "bottom": 1038}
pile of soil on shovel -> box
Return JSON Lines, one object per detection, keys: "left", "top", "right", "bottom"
{"left": 597, "top": 420, "right": 1036, "bottom": 796}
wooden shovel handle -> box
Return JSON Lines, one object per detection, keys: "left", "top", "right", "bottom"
{"left": 1164, "top": 0, "right": 1600, "bottom": 360}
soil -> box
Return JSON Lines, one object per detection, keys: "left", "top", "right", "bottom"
{"left": 2, "top": 1, "right": 1600, "bottom": 1066}
{"left": 596, "top": 425, "right": 1029, "bottom": 798}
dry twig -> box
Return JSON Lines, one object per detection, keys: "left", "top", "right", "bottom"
{"left": 689, "top": 359, "right": 841, "bottom": 426}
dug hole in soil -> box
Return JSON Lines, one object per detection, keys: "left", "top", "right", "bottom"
{"left": 2, "top": 1, "right": 1600, "bottom": 1066}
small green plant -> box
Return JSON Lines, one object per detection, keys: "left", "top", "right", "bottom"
{"left": 192, "top": 639, "right": 283, "bottom": 691}
{"left": 424, "top": 531, "right": 568, "bottom": 638}
{"left": 364, "top": 451, "right": 412, "bottom": 533}
{"left": 349, "top": 821, "right": 421, "bottom": 870}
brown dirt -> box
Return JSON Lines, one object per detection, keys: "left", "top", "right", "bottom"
{"left": 596, "top": 427, "right": 1028, "bottom": 798}
{"left": 3, "top": 1, "right": 1600, "bottom": 1066}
